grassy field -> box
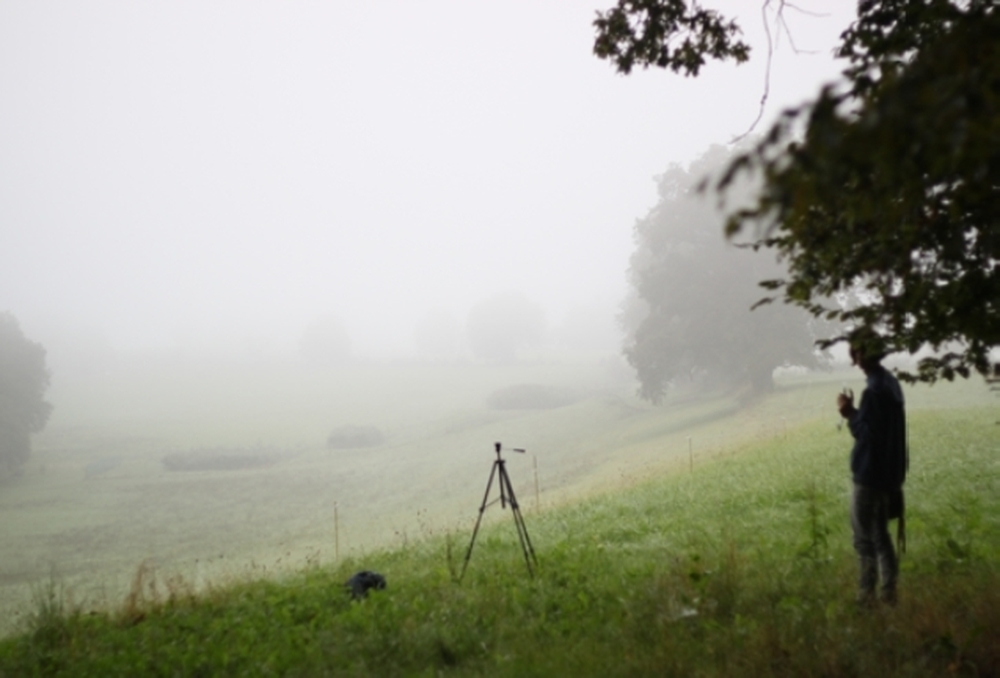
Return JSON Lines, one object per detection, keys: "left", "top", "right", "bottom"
{"left": 0, "top": 358, "right": 997, "bottom": 674}
{"left": 0, "top": 356, "right": 838, "bottom": 633}
{"left": 0, "top": 400, "right": 997, "bottom": 675}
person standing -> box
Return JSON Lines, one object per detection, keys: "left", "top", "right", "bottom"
{"left": 837, "top": 329, "right": 908, "bottom": 606}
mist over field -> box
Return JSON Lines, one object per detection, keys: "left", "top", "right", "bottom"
{"left": 0, "top": 1, "right": 873, "bottom": 635}
{"left": 1, "top": 1, "right": 854, "bottom": 360}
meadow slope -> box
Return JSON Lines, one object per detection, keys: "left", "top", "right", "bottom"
{"left": 0, "top": 370, "right": 997, "bottom": 676}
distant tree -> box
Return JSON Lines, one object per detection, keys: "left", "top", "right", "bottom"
{"left": 466, "top": 293, "right": 545, "bottom": 364}
{"left": 0, "top": 313, "right": 53, "bottom": 478}
{"left": 298, "top": 315, "right": 351, "bottom": 367}
{"left": 623, "top": 145, "right": 825, "bottom": 402}
{"left": 596, "top": 0, "right": 1000, "bottom": 381}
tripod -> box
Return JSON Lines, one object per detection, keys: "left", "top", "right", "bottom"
{"left": 458, "top": 442, "right": 538, "bottom": 582}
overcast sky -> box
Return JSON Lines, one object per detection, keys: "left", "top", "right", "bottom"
{"left": 0, "top": 1, "right": 855, "bottom": 356}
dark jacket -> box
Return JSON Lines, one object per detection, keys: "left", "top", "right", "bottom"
{"left": 847, "top": 365, "right": 908, "bottom": 490}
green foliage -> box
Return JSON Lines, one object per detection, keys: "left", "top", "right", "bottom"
{"left": 1, "top": 408, "right": 997, "bottom": 675}
{"left": 593, "top": 0, "right": 749, "bottom": 76}
{"left": 0, "top": 312, "right": 52, "bottom": 479}
{"left": 27, "top": 575, "right": 71, "bottom": 648}
{"left": 623, "top": 145, "right": 826, "bottom": 402}
{"left": 595, "top": 1, "right": 1000, "bottom": 383}
{"left": 724, "top": 3, "right": 1000, "bottom": 383}
{"left": 796, "top": 483, "right": 833, "bottom": 566}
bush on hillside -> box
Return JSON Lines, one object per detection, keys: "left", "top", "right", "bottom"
{"left": 326, "top": 425, "right": 385, "bottom": 450}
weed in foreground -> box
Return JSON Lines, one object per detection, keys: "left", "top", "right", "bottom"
{"left": 26, "top": 573, "right": 71, "bottom": 648}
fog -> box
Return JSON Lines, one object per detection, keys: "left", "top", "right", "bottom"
{"left": 1, "top": 2, "right": 866, "bottom": 631}
{"left": 1, "top": 1, "right": 854, "bottom": 361}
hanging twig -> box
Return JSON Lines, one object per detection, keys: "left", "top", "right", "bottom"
{"left": 731, "top": 0, "right": 829, "bottom": 143}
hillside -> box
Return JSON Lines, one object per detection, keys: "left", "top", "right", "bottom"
{"left": 1, "top": 390, "right": 997, "bottom": 675}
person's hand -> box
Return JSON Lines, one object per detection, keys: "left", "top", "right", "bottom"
{"left": 837, "top": 388, "right": 855, "bottom": 417}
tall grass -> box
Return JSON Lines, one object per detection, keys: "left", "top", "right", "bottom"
{"left": 1, "top": 406, "right": 997, "bottom": 676}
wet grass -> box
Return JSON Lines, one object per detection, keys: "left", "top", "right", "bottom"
{"left": 1, "top": 405, "right": 997, "bottom": 676}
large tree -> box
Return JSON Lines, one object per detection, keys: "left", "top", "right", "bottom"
{"left": 624, "top": 144, "right": 825, "bottom": 402}
{"left": 596, "top": 0, "right": 1000, "bottom": 381}
{"left": 0, "top": 312, "right": 52, "bottom": 478}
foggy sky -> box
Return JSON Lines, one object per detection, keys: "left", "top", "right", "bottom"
{"left": 0, "top": 1, "right": 854, "bottom": 356}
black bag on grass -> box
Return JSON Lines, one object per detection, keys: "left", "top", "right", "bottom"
{"left": 346, "top": 570, "right": 386, "bottom": 599}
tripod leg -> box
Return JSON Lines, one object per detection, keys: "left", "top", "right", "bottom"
{"left": 512, "top": 503, "right": 538, "bottom": 566}
{"left": 459, "top": 460, "right": 499, "bottom": 583}
{"left": 499, "top": 465, "right": 538, "bottom": 577}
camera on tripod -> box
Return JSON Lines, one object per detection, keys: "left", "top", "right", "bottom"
{"left": 458, "top": 442, "right": 538, "bottom": 582}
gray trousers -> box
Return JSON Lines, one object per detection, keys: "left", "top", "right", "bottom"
{"left": 851, "top": 483, "right": 898, "bottom": 600}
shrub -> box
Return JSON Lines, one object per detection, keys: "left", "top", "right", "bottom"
{"left": 326, "top": 425, "right": 385, "bottom": 450}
